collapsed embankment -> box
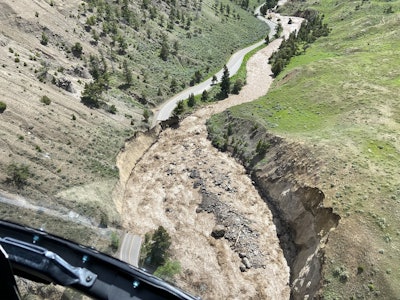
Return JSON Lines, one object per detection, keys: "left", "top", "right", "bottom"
{"left": 113, "top": 127, "right": 160, "bottom": 214}
{"left": 207, "top": 113, "right": 340, "bottom": 299}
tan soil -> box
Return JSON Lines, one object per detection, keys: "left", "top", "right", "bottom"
{"left": 116, "top": 15, "right": 303, "bottom": 300}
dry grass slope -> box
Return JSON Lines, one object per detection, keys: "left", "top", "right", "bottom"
{"left": 0, "top": 0, "right": 267, "bottom": 227}
{"left": 0, "top": 0, "right": 135, "bottom": 223}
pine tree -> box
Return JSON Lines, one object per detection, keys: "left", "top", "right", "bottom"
{"left": 121, "top": 0, "right": 131, "bottom": 23}
{"left": 118, "top": 35, "right": 128, "bottom": 55}
{"left": 187, "top": 93, "right": 196, "bottom": 107}
{"left": 211, "top": 75, "right": 218, "bottom": 85}
{"left": 173, "top": 100, "right": 184, "bottom": 116}
{"left": 41, "top": 32, "right": 49, "bottom": 45}
{"left": 122, "top": 60, "right": 133, "bottom": 86}
{"left": 149, "top": 226, "right": 171, "bottom": 267}
{"left": 194, "top": 70, "right": 202, "bottom": 83}
{"left": 71, "top": 42, "right": 83, "bottom": 57}
{"left": 160, "top": 35, "right": 169, "bottom": 61}
{"left": 81, "top": 82, "right": 102, "bottom": 108}
{"left": 143, "top": 109, "right": 150, "bottom": 123}
{"left": 232, "top": 79, "right": 243, "bottom": 94}
{"left": 201, "top": 90, "right": 208, "bottom": 102}
{"left": 218, "top": 65, "right": 230, "bottom": 99}
{"left": 173, "top": 41, "right": 179, "bottom": 55}
{"left": 170, "top": 79, "right": 177, "bottom": 93}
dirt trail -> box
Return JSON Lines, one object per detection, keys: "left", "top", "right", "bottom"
{"left": 116, "top": 14, "right": 302, "bottom": 300}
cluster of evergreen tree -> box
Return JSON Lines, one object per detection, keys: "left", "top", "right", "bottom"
{"left": 80, "top": 0, "right": 207, "bottom": 104}
{"left": 259, "top": 0, "right": 279, "bottom": 15}
{"left": 297, "top": 12, "right": 330, "bottom": 42}
{"left": 83, "top": 0, "right": 199, "bottom": 57}
{"left": 269, "top": 12, "right": 330, "bottom": 76}
{"left": 140, "top": 226, "right": 181, "bottom": 280}
{"left": 169, "top": 63, "right": 246, "bottom": 118}
{"left": 147, "top": 226, "right": 181, "bottom": 280}
{"left": 81, "top": 54, "right": 109, "bottom": 108}
{"left": 269, "top": 31, "right": 298, "bottom": 77}
{"left": 217, "top": 65, "right": 243, "bottom": 99}
{"left": 189, "top": 70, "right": 202, "bottom": 86}
{"left": 78, "top": 0, "right": 262, "bottom": 116}
{"left": 146, "top": 226, "right": 172, "bottom": 268}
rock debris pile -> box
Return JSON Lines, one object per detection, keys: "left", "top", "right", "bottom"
{"left": 196, "top": 187, "right": 266, "bottom": 271}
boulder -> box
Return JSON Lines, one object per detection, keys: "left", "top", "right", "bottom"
{"left": 72, "top": 66, "right": 90, "bottom": 78}
{"left": 242, "top": 257, "right": 252, "bottom": 269}
{"left": 57, "top": 77, "right": 75, "bottom": 93}
{"left": 211, "top": 224, "right": 226, "bottom": 239}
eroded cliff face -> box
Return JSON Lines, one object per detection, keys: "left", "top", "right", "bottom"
{"left": 114, "top": 127, "right": 160, "bottom": 214}
{"left": 207, "top": 115, "right": 340, "bottom": 299}
{"left": 254, "top": 176, "right": 340, "bottom": 298}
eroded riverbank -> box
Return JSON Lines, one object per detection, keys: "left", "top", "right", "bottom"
{"left": 114, "top": 12, "right": 305, "bottom": 299}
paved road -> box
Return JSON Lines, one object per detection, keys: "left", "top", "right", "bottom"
{"left": 153, "top": 6, "right": 279, "bottom": 123}
{"left": 118, "top": 232, "right": 142, "bottom": 267}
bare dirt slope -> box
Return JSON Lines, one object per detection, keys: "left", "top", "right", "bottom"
{"left": 116, "top": 15, "right": 303, "bottom": 300}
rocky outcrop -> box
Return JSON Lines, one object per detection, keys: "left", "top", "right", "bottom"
{"left": 68, "top": 66, "right": 91, "bottom": 79}
{"left": 56, "top": 77, "right": 75, "bottom": 93}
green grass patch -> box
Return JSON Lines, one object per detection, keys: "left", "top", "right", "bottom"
{"left": 228, "top": 96, "right": 328, "bottom": 135}
{"left": 364, "top": 140, "right": 400, "bottom": 163}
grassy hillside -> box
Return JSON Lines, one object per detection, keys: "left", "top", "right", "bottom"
{"left": 208, "top": 0, "right": 400, "bottom": 297}
{"left": 80, "top": 0, "right": 269, "bottom": 104}
{"left": 0, "top": 0, "right": 268, "bottom": 227}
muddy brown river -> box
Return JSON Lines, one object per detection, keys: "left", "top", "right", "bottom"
{"left": 115, "top": 13, "right": 303, "bottom": 300}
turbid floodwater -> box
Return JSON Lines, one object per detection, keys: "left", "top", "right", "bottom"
{"left": 115, "top": 11, "right": 303, "bottom": 299}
